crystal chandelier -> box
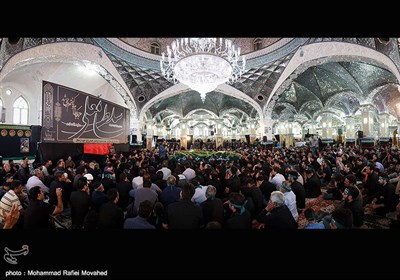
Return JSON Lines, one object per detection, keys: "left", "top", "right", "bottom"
{"left": 160, "top": 38, "right": 246, "bottom": 102}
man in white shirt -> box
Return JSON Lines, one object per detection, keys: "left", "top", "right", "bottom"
{"left": 158, "top": 160, "right": 171, "bottom": 181}
{"left": 279, "top": 181, "right": 298, "bottom": 221}
{"left": 191, "top": 180, "right": 207, "bottom": 205}
{"left": 182, "top": 162, "right": 196, "bottom": 182}
{"left": 269, "top": 167, "right": 285, "bottom": 189}
{"left": 26, "top": 168, "right": 49, "bottom": 194}
{"left": 132, "top": 169, "right": 146, "bottom": 190}
{"left": 0, "top": 180, "right": 24, "bottom": 224}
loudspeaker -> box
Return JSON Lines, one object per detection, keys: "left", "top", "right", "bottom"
{"left": 210, "top": 131, "right": 214, "bottom": 136}
{"left": 30, "top": 125, "right": 42, "bottom": 143}
{"left": 357, "top": 130, "right": 363, "bottom": 138}
{"left": 245, "top": 134, "right": 250, "bottom": 144}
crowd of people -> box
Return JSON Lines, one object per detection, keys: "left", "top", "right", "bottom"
{"left": 1, "top": 138, "right": 400, "bottom": 229}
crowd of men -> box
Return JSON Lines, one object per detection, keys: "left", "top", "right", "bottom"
{"left": 1, "top": 139, "right": 400, "bottom": 229}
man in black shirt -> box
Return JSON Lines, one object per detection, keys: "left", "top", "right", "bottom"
{"left": 162, "top": 183, "right": 203, "bottom": 229}
{"left": 97, "top": 189, "right": 124, "bottom": 229}
{"left": 69, "top": 177, "right": 91, "bottom": 229}
{"left": 23, "top": 186, "right": 63, "bottom": 229}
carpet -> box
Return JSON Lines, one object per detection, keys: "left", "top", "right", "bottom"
{"left": 297, "top": 195, "right": 393, "bottom": 229}
{"left": 297, "top": 196, "right": 339, "bottom": 229}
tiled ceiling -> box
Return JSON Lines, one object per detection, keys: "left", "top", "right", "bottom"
{"left": 272, "top": 61, "right": 398, "bottom": 121}
{"left": 2, "top": 37, "right": 400, "bottom": 125}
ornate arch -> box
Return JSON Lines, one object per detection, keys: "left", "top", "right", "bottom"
{"left": 265, "top": 41, "right": 400, "bottom": 112}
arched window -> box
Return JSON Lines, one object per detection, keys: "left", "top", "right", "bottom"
{"left": 150, "top": 42, "right": 161, "bottom": 55}
{"left": 222, "top": 127, "right": 228, "bottom": 136}
{"left": 194, "top": 127, "right": 200, "bottom": 136}
{"left": 253, "top": 38, "right": 262, "bottom": 51}
{"left": 204, "top": 127, "right": 208, "bottom": 136}
{"left": 13, "top": 96, "right": 28, "bottom": 125}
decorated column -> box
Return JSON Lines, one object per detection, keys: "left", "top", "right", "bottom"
{"left": 180, "top": 119, "right": 188, "bottom": 150}
{"left": 360, "top": 103, "right": 375, "bottom": 137}
{"left": 286, "top": 122, "right": 294, "bottom": 147}
{"left": 166, "top": 126, "right": 171, "bottom": 140}
{"left": 156, "top": 124, "right": 164, "bottom": 140}
{"left": 379, "top": 112, "right": 389, "bottom": 137}
{"left": 146, "top": 120, "right": 153, "bottom": 150}
{"left": 326, "top": 115, "right": 333, "bottom": 138}
{"left": 321, "top": 116, "right": 328, "bottom": 138}
{"left": 249, "top": 119, "right": 257, "bottom": 144}
{"left": 396, "top": 120, "right": 400, "bottom": 146}
{"left": 345, "top": 116, "right": 355, "bottom": 139}
{"left": 241, "top": 125, "right": 247, "bottom": 143}
{"left": 309, "top": 121, "right": 317, "bottom": 135}
{"left": 215, "top": 119, "right": 223, "bottom": 148}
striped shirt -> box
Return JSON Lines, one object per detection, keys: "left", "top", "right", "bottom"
{"left": 0, "top": 190, "right": 23, "bottom": 222}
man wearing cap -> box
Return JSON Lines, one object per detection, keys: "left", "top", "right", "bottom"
{"left": 91, "top": 181, "right": 108, "bottom": 212}
{"left": 83, "top": 173, "right": 94, "bottom": 194}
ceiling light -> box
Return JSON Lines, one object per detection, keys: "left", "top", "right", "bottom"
{"left": 160, "top": 38, "right": 246, "bottom": 102}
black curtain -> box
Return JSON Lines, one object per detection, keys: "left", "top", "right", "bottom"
{"left": 36, "top": 143, "right": 83, "bottom": 165}
{"left": 245, "top": 134, "right": 250, "bottom": 144}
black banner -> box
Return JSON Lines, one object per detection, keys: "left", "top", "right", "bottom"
{"left": 0, "top": 125, "right": 36, "bottom": 159}
{"left": 41, "top": 81, "right": 129, "bottom": 144}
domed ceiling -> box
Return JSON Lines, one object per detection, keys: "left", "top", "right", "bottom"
{"left": 1, "top": 37, "right": 400, "bottom": 129}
